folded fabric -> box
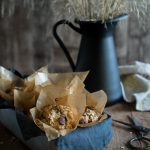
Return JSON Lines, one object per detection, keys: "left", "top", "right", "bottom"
{"left": 119, "top": 61, "right": 150, "bottom": 111}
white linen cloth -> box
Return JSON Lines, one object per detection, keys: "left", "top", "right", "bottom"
{"left": 119, "top": 61, "right": 150, "bottom": 111}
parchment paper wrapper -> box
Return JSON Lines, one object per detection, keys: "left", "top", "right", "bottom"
{"left": 30, "top": 75, "right": 87, "bottom": 141}
{"left": 47, "top": 71, "right": 89, "bottom": 86}
{"left": 0, "top": 66, "right": 24, "bottom": 101}
{"left": 26, "top": 66, "right": 49, "bottom": 82}
{"left": 27, "top": 67, "right": 88, "bottom": 86}
{"left": 78, "top": 90, "right": 108, "bottom": 127}
{"left": 32, "top": 71, "right": 89, "bottom": 93}
{"left": 10, "top": 67, "right": 89, "bottom": 113}
{"left": 0, "top": 66, "right": 47, "bottom": 108}
{"left": 14, "top": 80, "right": 37, "bottom": 112}
{"left": 0, "top": 66, "right": 111, "bottom": 149}
{"left": 13, "top": 66, "right": 58, "bottom": 112}
{"left": 13, "top": 66, "right": 49, "bottom": 112}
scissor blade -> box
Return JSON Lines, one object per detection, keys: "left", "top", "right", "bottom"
{"left": 113, "top": 119, "right": 133, "bottom": 128}
{"left": 128, "top": 116, "right": 143, "bottom": 127}
{"left": 113, "top": 119, "right": 150, "bottom": 135}
{"left": 129, "top": 116, "right": 150, "bottom": 134}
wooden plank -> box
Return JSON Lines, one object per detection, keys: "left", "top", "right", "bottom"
{"left": 104, "top": 102, "right": 132, "bottom": 150}
{"left": 104, "top": 102, "right": 150, "bottom": 150}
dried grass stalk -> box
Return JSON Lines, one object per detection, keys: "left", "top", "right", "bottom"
{"left": 1, "top": 0, "right": 149, "bottom": 21}
{"left": 52, "top": 0, "right": 150, "bottom": 21}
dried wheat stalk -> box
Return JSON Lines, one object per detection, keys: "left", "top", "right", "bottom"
{"left": 52, "top": 0, "right": 150, "bottom": 21}
{"left": 0, "top": 0, "right": 149, "bottom": 22}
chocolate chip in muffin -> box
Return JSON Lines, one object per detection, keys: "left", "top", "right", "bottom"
{"left": 79, "top": 106, "right": 100, "bottom": 124}
{"left": 86, "top": 106, "right": 94, "bottom": 110}
{"left": 79, "top": 118, "right": 86, "bottom": 124}
{"left": 40, "top": 105, "right": 75, "bottom": 130}
{"left": 59, "top": 116, "right": 67, "bottom": 125}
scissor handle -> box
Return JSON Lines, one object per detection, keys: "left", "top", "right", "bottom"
{"left": 129, "top": 136, "right": 150, "bottom": 150}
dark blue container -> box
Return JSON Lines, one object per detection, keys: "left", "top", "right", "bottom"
{"left": 53, "top": 15, "right": 128, "bottom": 105}
{"left": 0, "top": 100, "right": 113, "bottom": 150}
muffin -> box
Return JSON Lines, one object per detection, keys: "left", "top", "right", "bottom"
{"left": 40, "top": 105, "right": 75, "bottom": 130}
{"left": 79, "top": 106, "right": 100, "bottom": 124}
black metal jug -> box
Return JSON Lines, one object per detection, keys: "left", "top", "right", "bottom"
{"left": 53, "top": 15, "right": 128, "bottom": 105}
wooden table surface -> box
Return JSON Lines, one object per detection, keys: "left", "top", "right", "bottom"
{"left": 105, "top": 102, "right": 150, "bottom": 150}
{"left": 0, "top": 102, "right": 150, "bottom": 150}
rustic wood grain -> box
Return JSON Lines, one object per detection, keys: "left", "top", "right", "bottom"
{"left": 104, "top": 102, "right": 150, "bottom": 150}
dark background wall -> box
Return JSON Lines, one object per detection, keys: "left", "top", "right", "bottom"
{"left": 0, "top": 2, "right": 149, "bottom": 75}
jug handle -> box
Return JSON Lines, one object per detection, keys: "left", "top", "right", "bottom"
{"left": 53, "top": 20, "right": 82, "bottom": 71}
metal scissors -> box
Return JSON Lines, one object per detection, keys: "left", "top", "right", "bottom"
{"left": 113, "top": 116, "right": 150, "bottom": 150}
